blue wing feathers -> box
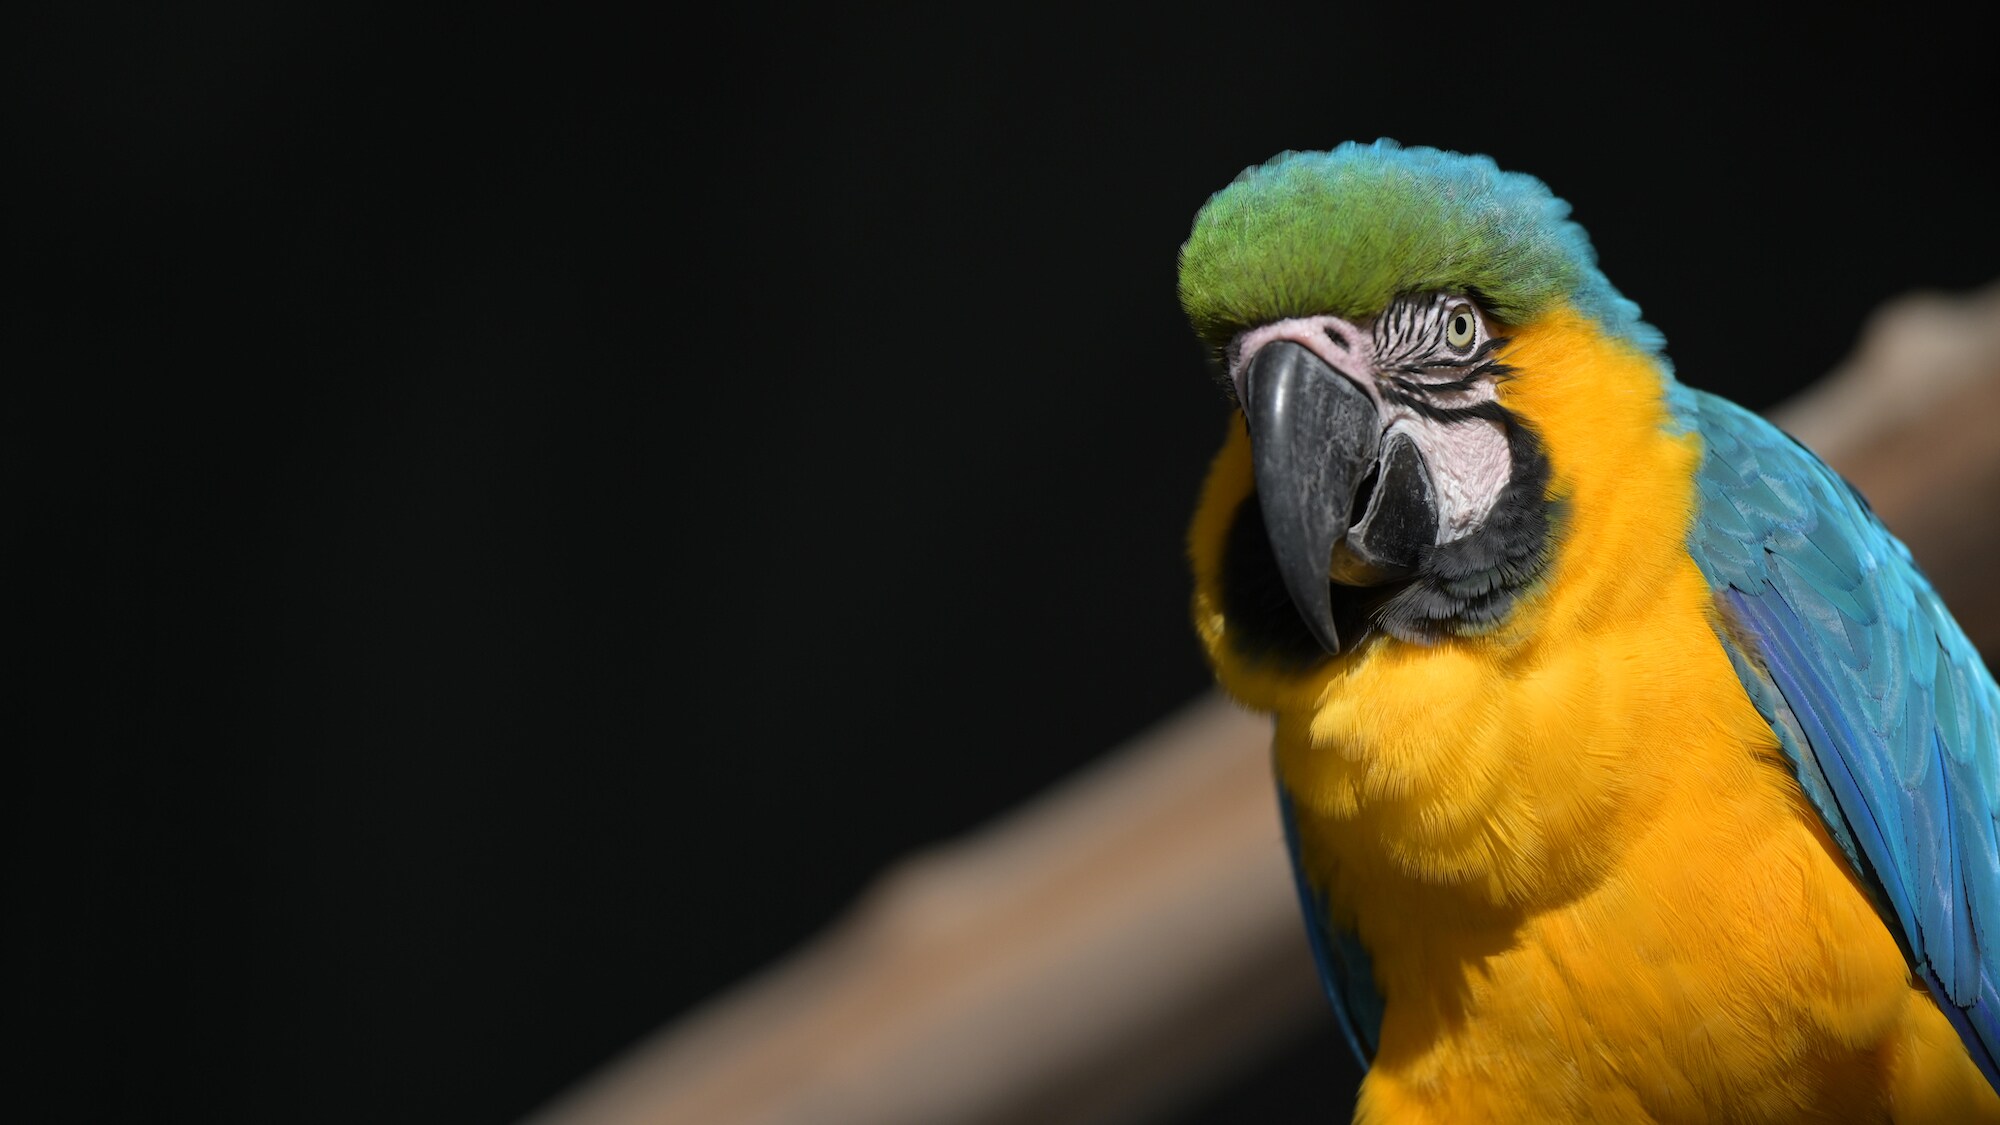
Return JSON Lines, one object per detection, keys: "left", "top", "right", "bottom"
{"left": 1726, "top": 589, "right": 1923, "bottom": 950}
{"left": 1944, "top": 743, "right": 1980, "bottom": 998}
{"left": 1676, "top": 383, "right": 2000, "bottom": 1090}
{"left": 1278, "top": 781, "right": 1384, "bottom": 1069}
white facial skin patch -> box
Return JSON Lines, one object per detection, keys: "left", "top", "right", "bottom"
{"left": 1394, "top": 413, "right": 1510, "bottom": 543}
{"left": 1227, "top": 295, "right": 1515, "bottom": 549}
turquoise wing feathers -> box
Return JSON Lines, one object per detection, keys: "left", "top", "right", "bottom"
{"left": 1674, "top": 382, "right": 2000, "bottom": 1088}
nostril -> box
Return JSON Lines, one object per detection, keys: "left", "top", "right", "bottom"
{"left": 1324, "top": 325, "right": 1348, "bottom": 349}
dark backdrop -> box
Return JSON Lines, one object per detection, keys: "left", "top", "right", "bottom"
{"left": 14, "top": 8, "right": 1997, "bottom": 1123}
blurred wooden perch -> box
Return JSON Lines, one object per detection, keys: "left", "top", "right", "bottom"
{"left": 526, "top": 282, "right": 2000, "bottom": 1125}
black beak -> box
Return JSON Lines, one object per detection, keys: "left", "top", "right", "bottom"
{"left": 1241, "top": 341, "right": 1382, "bottom": 655}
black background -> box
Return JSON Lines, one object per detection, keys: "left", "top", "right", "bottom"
{"left": 14, "top": 8, "right": 1998, "bottom": 1123}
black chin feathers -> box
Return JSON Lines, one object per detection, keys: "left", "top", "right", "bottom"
{"left": 1218, "top": 499, "right": 1373, "bottom": 670}
{"left": 1374, "top": 412, "right": 1555, "bottom": 643}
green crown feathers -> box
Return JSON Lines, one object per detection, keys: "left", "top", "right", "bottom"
{"left": 1178, "top": 140, "right": 1661, "bottom": 357}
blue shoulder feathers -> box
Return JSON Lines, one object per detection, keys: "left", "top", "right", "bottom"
{"left": 1675, "top": 383, "right": 2000, "bottom": 1087}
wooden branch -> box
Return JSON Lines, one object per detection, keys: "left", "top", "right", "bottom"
{"left": 527, "top": 695, "right": 1304, "bottom": 1125}
{"left": 525, "top": 281, "right": 2000, "bottom": 1125}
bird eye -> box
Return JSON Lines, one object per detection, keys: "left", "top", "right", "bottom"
{"left": 1445, "top": 304, "right": 1478, "bottom": 350}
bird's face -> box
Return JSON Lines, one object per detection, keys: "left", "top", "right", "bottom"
{"left": 1181, "top": 143, "right": 1663, "bottom": 677}
{"left": 1216, "top": 290, "right": 1528, "bottom": 656}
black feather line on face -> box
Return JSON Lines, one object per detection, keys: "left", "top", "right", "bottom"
{"left": 1377, "top": 393, "right": 1513, "bottom": 425}
{"left": 1383, "top": 338, "right": 1512, "bottom": 391}
{"left": 1378, "top": 344, "right": 1513, "bottom": 425}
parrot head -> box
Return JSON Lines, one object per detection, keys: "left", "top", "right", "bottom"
{"left": 1181, "top": 140, "right": 1668, "bottom": 688}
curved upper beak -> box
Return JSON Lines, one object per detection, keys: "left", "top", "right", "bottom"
{"left": 1241, "top": 341, "right": 1383, "bottom": 655}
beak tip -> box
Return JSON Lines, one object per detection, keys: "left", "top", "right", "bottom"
{"left": 1308, "top": 614, "right": 1343, "bottom": 657}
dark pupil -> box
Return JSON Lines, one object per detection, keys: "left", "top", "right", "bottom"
{"left": 1452, "top": 314, "right": 1469, "bottom": 338}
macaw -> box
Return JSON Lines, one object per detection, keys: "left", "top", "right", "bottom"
{"left": 1179, "top": 140, "right": 2000, "bottom": 1123}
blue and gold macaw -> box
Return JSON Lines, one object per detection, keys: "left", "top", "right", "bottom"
{"left": 1179, "top": 140, "right": 2000, "bottom": 1122}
